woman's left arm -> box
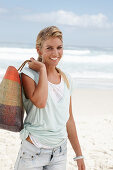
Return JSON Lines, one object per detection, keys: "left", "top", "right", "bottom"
{"left": 66, "top": 96, "right": 86, "bottom": 170}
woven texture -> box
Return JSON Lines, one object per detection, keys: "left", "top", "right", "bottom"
{"left": 0, "top": 66, "right": 24, "bottom": 132}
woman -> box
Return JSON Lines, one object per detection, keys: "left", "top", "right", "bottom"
{"left": 14, "top": 26, "right": 85, "bottom": 170}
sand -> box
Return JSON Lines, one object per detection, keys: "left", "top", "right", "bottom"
{"left": 0, "top": 88, "right": 113, "bottom": 170}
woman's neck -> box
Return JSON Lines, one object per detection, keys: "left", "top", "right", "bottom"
{"left": 46, "top": 65, "right": 58, "bottom": 76}
{"left": 45, "top": 65, "right": 61, "bottom": 84}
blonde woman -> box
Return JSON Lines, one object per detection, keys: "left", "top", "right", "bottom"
{"left": 14, "top": 26, "right": 85, "bottom": 170}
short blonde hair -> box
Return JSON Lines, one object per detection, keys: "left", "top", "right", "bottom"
{"left": 36, "top": 26, "right": 62, "bottom": 61}
{"left": 36, "top": 26, "right": 69, "bottom": 89}
{"left": 36, "top": 26, "right": 62, "bottom": 48}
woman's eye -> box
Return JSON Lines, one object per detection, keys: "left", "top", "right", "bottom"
{"left": 47, "top": 47, "right": 52, "bottom": 50}
{"left": 47, "top": 46, "right": 62, "bottom": 50}
{"left": 57, "top": 46, "right": 62, "bottom": 49}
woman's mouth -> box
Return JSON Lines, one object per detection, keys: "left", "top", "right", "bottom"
{"left": 50, "top": 57, "right": 58, "bottom": 61}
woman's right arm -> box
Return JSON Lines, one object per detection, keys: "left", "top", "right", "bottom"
{"left": 22, "top": 58, "right": 48, "bottom": 108}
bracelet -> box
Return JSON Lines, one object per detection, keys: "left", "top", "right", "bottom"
{"left": 73, "top": 155, "right": 84, "bottom": 161}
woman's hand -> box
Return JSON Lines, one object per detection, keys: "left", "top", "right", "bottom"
{"left": 28, "top": 57, "right": 46, "bottom": 72}
{"left": 77, "top": 159, "right": 85, "bottom": 170}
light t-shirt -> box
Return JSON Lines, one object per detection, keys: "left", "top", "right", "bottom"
{"left": 30, "top": 77, "right": 65, "bottom": 149}
{"left": 20, "top": 66, "right": 75, "bottom": 147}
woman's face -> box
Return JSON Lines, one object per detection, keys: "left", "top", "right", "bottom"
{"left": 38, "top": 37, "right": 63, "bottom": 67}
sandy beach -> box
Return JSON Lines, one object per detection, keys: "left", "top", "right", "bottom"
{"left": 67, "top": 88, "right": 113, "bottom": 170}
{"left": 0, "top": 88, "right": 113, "bottom": 170}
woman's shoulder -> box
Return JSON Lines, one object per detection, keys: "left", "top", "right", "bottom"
{"left": 21, "top": 66, "right": 39, "bottom": 84}
{"left": 62, "top": 70, "right": 78, "bottom": 95}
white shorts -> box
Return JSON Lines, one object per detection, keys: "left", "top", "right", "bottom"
{"left": 14, "top": 139, "right": 67, "bottom": 170}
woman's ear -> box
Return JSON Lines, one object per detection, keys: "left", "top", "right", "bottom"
{"left": 36, "top": 48, "right": 42, "bottom": 56}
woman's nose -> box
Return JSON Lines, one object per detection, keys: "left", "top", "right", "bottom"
{"left": 52, "top": 49, "right": 58, "bottom": 56}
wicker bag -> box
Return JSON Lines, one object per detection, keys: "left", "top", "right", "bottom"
{"left": 0, "top": 60, "right": 30, "bottom": 132}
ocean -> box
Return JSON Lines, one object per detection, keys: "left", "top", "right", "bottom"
{"left": 0, "top": 44, "right": 113, "bottom": 89}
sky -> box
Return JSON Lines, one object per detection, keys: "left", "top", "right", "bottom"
{"left": 0, "top": 0, "right": 113, "bottom": 48}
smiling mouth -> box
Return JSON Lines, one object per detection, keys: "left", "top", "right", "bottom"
{"left": 50, "top": 57, "right": 58, "bottom": 61}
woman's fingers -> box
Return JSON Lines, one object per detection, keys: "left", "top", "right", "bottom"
{"left": 77, "top": 159, "right": 85, "bottom": 170}
{"left": 28, "top": 58, "right": 35, "bottom": 65}
{"left": 30, "top": 57, "right": 35, "bottom": 61}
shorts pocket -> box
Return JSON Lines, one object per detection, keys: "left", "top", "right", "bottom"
{"left": 21, "top": 149, "right": 41, "bottom": 161}
{"left": 60, "top": 147, "right": 67, "bottom": 156}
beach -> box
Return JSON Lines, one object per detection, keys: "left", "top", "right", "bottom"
{"left": 67, "top": 88, "right": 113, "bottom": 170}
{"left": 0, "top": 88, "right": 113, "bottom": 170}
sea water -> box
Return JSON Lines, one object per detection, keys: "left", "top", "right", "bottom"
{"left": 0, "top": 44, "right": 113, "bottom": 89}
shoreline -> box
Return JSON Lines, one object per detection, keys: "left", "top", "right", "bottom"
{"left": 72, "top": 77, "right": 113, "bottom": 90}
{"left": 1, "top": 76, "right": 113, "bottom": 90}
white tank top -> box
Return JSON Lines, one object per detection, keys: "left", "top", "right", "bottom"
{"left": 48, "top": 76, "right": 64, "bottom": 103}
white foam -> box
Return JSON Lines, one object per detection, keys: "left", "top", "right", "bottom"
{"left": 62, "top": 54, "right": 113, "bottom": 63}
{"left": 0, "top": 47, "right": 113, "bottom": 64}
{"left": 64, "top": 49, "right": 90, "bottom": 55}
{"left": 70, "top": 71, "right": 113, "bottom": 79}
{"left": 0, "top": 47, "right": 37, "bottom": 61}
{"left": 0, "top": 47, "right": 113, "bottom": 89}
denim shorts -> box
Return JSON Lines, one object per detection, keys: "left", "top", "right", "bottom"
{"left": 14, "top": 139, "right": 67, "bottom": 170}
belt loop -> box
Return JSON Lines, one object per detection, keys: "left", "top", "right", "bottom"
{"left": 36, "top": 148, "right": 41, "bottom": 156}
{"left": 50, "top": 150, "right": 54, "bottom": 161}
{"left": 60, "top": 146, "right": 62, "bottom": 153}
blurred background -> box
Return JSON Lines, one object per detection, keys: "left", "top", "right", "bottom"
{"left": 0, "top": 0, "right": 113, "bottom": 89}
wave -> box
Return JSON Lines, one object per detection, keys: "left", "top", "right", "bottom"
{"left": 0, "top": 47, "right": 113, "bottom": 89}
{"left": 0, "top": 47, "right": 113, "bottom": 64}
{"left": 71, "top": 71, "right": 113, "bottom": 79}
{"left": 64, "top": 49, "right": 90, "bottom": 55}
{"left": 62, "top": 54, "right": 113, "bottom": 64}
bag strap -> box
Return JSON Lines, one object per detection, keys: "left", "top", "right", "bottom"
{"left": 18, "top": 60, "right": 31, "bottom": 72}
{"left": 17, "top": 60, "right": 70, "bottom": 89}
